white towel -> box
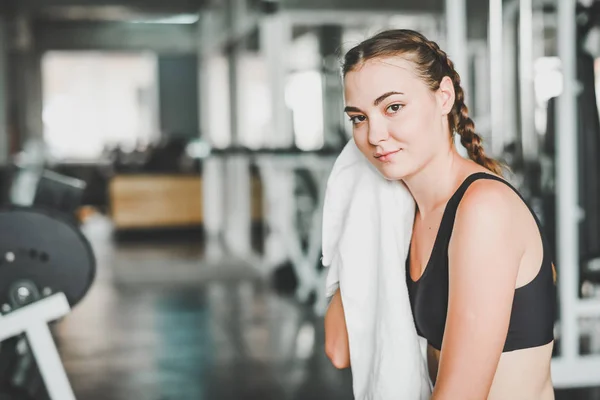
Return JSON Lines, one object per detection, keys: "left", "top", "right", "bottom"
{"left": 322, "top": 138, "right": 432, "bottom": 399}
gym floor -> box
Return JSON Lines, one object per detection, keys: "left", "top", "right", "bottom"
{"left": 53, "top": 215, "right": 600, "bottom": 400}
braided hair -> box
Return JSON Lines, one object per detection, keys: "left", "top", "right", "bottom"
{"left": 342, "top": 29, "right": 504, "bottom": 176}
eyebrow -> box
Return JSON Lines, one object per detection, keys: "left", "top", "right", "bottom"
{"left": 344, "top": 91, "right": 404, "bottom": 113}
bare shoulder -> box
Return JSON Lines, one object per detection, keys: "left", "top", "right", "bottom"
{"left": 455, "top": 176, "right": 523, "bottom": 228}
{"left": 451, "top": 176, "right": 526, "bottom": 261}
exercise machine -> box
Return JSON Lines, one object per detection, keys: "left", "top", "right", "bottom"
{"left": 0, "top": 206, "right": 95, "bottom": 400}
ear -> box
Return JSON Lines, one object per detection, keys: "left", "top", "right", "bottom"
{"left": 437, "top": 76, "right": 455, "bottom": 116}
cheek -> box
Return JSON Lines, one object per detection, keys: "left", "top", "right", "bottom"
{"left": 388, "top": 112, "right": 424, "bottom": 145}
{"left": 391, "top": 105, "right": 440, "bottom": 146}
{"left": 352, "top": 128, "right": 371, "bottom": 157}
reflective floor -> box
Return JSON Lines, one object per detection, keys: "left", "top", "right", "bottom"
{"left": 51, "top": 215, "right": 600, "bottom": 400}
{"left": 56, "top": 216, "right": 353, "bottom": 400}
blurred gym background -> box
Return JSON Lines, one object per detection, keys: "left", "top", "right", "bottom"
{"left": 0, "top": 0, "right": 597, "bottom": 399}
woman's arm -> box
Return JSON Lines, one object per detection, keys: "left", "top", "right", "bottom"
{"left": 324, "top": 288, "right": 351, "bottom": 369}
{"left": 432, "top": 180, "right": 524, "bottom": 400}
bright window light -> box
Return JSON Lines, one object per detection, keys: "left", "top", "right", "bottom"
{"left": 42, "top": 51, "right": 159, "bottom": 160}
{"left": 285, "top": 71, "right": 324, "bottom": 151}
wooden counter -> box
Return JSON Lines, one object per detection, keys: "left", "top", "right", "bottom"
{"left": 109, "top": 174, "right": 203, "bottom": 230}
{"left": 109, "top": 173, "right": 263, "bottom": 230}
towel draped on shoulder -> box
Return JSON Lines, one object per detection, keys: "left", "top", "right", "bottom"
{"left": 322, "top": 138, "right": 432, "bottom": 400}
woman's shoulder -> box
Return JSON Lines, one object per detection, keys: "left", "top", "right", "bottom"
{"left": 448, "top": 172, "right": 527, "bottom": 273}
{"left": 459, "top": 171, "right": 520, "bottom": 213}
{"left": 451, "top": 171, "right": 528, "bottom": 252}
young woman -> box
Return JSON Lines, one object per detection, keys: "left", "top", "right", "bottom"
{"left": 324, "top": 29, "right": 557, "bottom": 399}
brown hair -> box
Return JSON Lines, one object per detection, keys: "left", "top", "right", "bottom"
{"left": 343, "top": 29, "right": 504, "bottom": 176}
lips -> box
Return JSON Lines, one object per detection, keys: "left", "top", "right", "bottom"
{"left": 374, "top": 149, "right": 401, "bottom": 159}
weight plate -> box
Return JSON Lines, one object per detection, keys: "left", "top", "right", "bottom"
{"left": 0, "top": 207, "right": 95, "bottom": 308}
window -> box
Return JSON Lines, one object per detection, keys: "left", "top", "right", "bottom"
{"left": 42, "top": 51, "right": 159, "bottom": 160}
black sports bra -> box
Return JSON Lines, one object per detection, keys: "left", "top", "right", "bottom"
{"left": 406, "top": 172, "right": 557, "bottom": 352}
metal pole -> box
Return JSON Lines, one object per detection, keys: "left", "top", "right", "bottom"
{"left": 445, "top": 0, "right": 469, "bottom": 107}
{"left": 519, "top": 0, "right": 537, "bottom": 161}
{"left": 16, "top": 13, "right": 44, "bottom": 142}
{"left": 198, "top": 12, "right": 226, "bottom": 259}
{"left": 260, "top": 13, "right": 293, "bottom": 148}
{"left": 556, "top": 0, "right": 579, "bottom": 363}
{"left": 503, "top": 11, "right": 517, "bottom": 147}
{"left": 320, "top": 25, "right": 345, "bottom": 149}
{"left": 223, "top": 0, "right": 252, "bottom": 258}
{"left": 489, "top": 0, "right": 504, "bottom": 156}
{"left": 227, "top": 56, "right": 240, "bottom": 147}
{"left": 0, "top": 17, "right": 8, "bottom": 165}
{"left": 27, "top": 322, "right": 76, "bottom": 400}
{"left": 198, "top": 11, "right": 212, "bottom": 143}
{"left": 446, "top": 0, "right": 469, "bottom": 156}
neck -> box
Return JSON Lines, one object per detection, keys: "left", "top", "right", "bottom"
{"left": 402, "top": 147, "right": 466, "bottom": 219}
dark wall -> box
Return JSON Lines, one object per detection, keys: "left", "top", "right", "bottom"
{"left": 157, "top": 54, "right": 199, "bottom": 138}
{"left": 34, "top": 22, "right": 198, "bottom": 53}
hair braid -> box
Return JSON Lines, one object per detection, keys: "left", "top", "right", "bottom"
{"left": 423, "top": 41, "right": 504, "bottom": 176}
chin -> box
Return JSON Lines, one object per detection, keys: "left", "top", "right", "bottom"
{"left": 376, "top": 164, "right": 412, "bottom": 181}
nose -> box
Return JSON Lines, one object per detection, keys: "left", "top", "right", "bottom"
{"left": 367, "top": 118, "right": 389, "bottom": 145}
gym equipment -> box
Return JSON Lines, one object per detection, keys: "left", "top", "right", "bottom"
{"left": 544, "top": 1, "right": 600, "bottom": 284}
{"left": 536, "top": 0, "right": 600, "bottom": 388}
{"left": 0, "top": 207, "right": 96, "bottom": 399}
{"left": 254, "top": 152, "right": 336, "bottom": 312}
{"left": 32, "top": 171, "right": 86, "bottom": 225}
{"left": 573, "top": 4, "right": 600, "bottom": 272}
{"left": 0, "top": 208, "right": 95, "bottom": 306}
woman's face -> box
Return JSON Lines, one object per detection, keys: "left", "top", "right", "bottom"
{"left": 343, "top": 56, "right": 454, "bottom": 181}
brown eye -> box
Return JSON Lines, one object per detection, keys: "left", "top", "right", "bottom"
{"left": 387, "top": 104, "right": 402, "bottom": 113}
{"left": 349, "top": 115, "right": 366, "bottom": 125}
